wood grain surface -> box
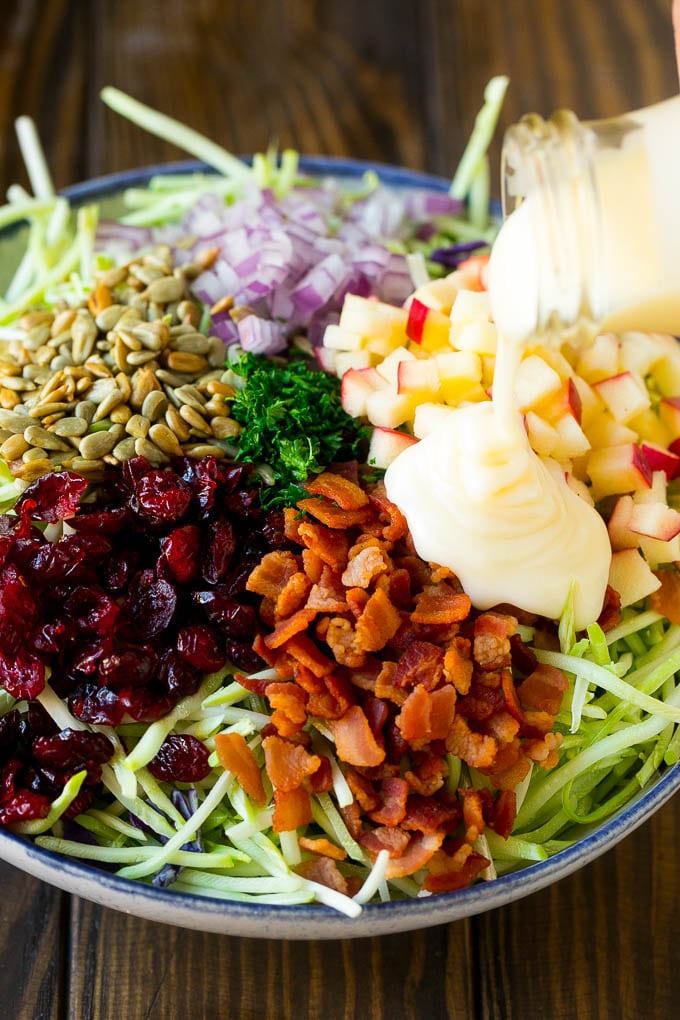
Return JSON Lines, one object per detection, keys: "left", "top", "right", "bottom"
{"left": 0, "top": 2, "right": 679, "bottom": 1018}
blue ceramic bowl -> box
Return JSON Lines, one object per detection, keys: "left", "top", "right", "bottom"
{"left": 1, "top": 157, "right": 679, "bottom": 939}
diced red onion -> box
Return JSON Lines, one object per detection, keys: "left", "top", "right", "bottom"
{"left": 236, "top": 314, "right": 287, "bottom": 354}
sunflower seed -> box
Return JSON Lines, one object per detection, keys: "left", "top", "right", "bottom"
{"left": 52, "top": 416, "right": 89, "bottom": 438}
{"left": 141, "top": 390, "right": 168, "bottom": 421}
{"left": 79, "top": 430, "right": 119, "bottom": 459}
{"left": 166, "top": 351, "right": 209, "bottom": 374}
{"left": 178, "top": 404, "right": 211, "bottom": 434}
{"left": 146, "top": 275, "right": 185, "bottom": 304}
{"left": 148, "top": 422, "right": 183, "bottom": 456}
{"left": 134, "top": 436, "right": 168, "bottom": 464}
{"left": 113, "top": 437, "right": 137, "bottom": 461}
{"left": 211, "top": 416, "right": 241, "bottom": 440}
{"left": 0, "top": 434, "right": 29, "bottom": 459}
{"left": 125, "top": 414, "right": 150, "bottom": 439}
{"left": 75, "top": 400, "right": 97, "bottom": 423}
{"left": 70, "top": 311, "right": 98, "bottom": 364}
{"left": 23, "top": 425, "right": 70, "bottom": 452}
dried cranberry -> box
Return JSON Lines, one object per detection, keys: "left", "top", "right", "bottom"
{"left": 0, "top": 758, "right": 22, "bottom": 801}
{"left": 69, "top": 685, "right": 124, "bottom": 726}
{"left": 117, "top": 687, "right": 174, "bottom": 723}
{"left": 15, "top": 471, "right": 88, "bottom": 523}
{"left": 262, "top": 511, "right": 287, "bottom": 549}
{"left": 147, "top": 734, "right": 211, "bottom": 782}
{"left": 223, "top": 637, "right": 266, "bottom": 673}
{"left": 132, "top": 471, "right": 192, "bottom": 526}
{"left": 0, "top": 712, "right": 21, "bottom": 758}
{"left": 69, "top": 507, "right": 132, "bottom": 534}
{"left": 193, "top": 590, "right": 257, "bottom": 636}
{"left": 201, "top": 517, "right": 235, "bottom": 583}
{"left": 103, "top": 549, "right": 140, "bottom": 592}
{"left": 27, "top": 702, "right": 58, "bottom": 739}
{"left": 0, "top": 648, "right": 45, "bottom": 700}
{"left": 65, "top": 585, "right": 119, "bottom": 634}
{"left": 68, "top": 637, "right": 111, "bottom": 676}
{"left": 159, "top": 525, "right": 201, "bottom": 584}
{"left": 98, "top": 645, "right": 158, "bottom": 689}
{"left": 0, "top": 790, "right": 51, "bottom": 824}
{"left": 126, "top": 571, "right": 177, "bottom": 638}
{"left": 64, "top": 787, "right": 97, "bottom": 819}
{"left": 32, "top": 729, "right": 114, "bottom": 770}
{"left": 157, "top": 650, "right": 201, "bottom": 698}
{"left": 0, "top": 563, "right": 38, "bottom": 655}
{"left": 176, "top": 625, "right": 225, "bottom": 673}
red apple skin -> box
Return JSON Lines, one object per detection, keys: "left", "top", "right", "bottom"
{"left": 640, "top": 442, "right": 680, "bottom": 481}
{"left": 566, "top": 377, "right": 582, "bottom": 425}
{"left": 406, "top": 298, "right": 429, "bottom": 344}
{"left": 628, "top": 502, "right": 680, "bottom": 541}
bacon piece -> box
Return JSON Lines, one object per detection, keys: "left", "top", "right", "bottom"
{"left": 306, "top": 566, "right": 348, "bottom": 613}
{"left": 298, "top": 520, "right": 350, "bottom": 570}
{"left": 651, "top": 569, "right": 680, "bottom": 626}
{"left": 341, "top": 545, "right": 389, "bottom": 589}
{"left": 266, "top": 681, "right": 308, "bottom": 737}
{"left": 457, "top": 681, "right": 504, "bottom": 722}
{"left": 295, "top": 855, "right": 349, "bottom": 893}
{"left": 305, "top": 471, "right": 370, "bottom": 510}
{"left": 329, "top": 705, "right": 386, "bottom": 767}
{"left": 301, "top": 547, "right": 324, "bottom": 583}
{"left": 273, "top": 787, "right": 312, "bottom": 832}
{"left": 298, "top": 836, "right": 347, "bottom": 861}
{"left": 423, "top": 845, "right": 489, "bottom": 893}
{"left": 397, "top": 684, "right": 432, "bottom": 742}
{"left": 384, "top": 831, "right": 445, "bottom": 878}
{"left": 214, "top": 732, "right": 266, "bottom": 806}
{"left": 411, "top": 584, "right": 471, "bottom": 625}
{"left": 308, "top": 755, "right": 333, "bottom": 793}
{"left": 363, "top": 694, "right": 390, "bottom": 738}
{"left": 345, "top": 768, "right": 381, "bottom": 811}
{"left": 234, "top": 669, "right": 270, "bottom": 697}
{"left": 247, "top": 550, "right": 300, "bottom": 599}
{"left": 427, "top": 686, "right": 457, "bottom": 741}
{"left": 443, "top": 641, "right": 473, "bottom": 695}
{"left": 355, "top": 588, "right": 402, "bottom": 652}
{"left": 375, "top": 661, "right": 407, "bottom": 706}
{"left": 490, "top": 789, "right": 517, "bottom": 839}
{"left": 346, "top": 587, "right": 369, "bottom": 619}
{"left": 263, "top": 734, "right": 321, "bottom": 791}
{"left": 325, "top": 617, "right": 366, "bottom": 668}
{"left": 367, "top": 777, "right": 409, "bottom": 826}
{"left": 341, "top": 801, "right": 364, "bottom": 840}
{"left": 284, "top": 634, "right": 335, "bottom": 677}
{"left": 264, "top": 607, "right": 317, "bottom": 649}
{"left": 404, "top": 753, "right": 449, "bottom": 797}
{"left": 487, "top": 710, "right": 520, "bottom": 744}
{"left": 473, "top": 613, "right": 516, "bottom": 670}
{"left": 297, "top": 496, "right": 373, "bottom": 529}
{"left": 501, "top": 670, "right": 524, "bottom": 723}
{"left": 445, "top": 714, "right": 497, "bottom": 769}
{"left": 368, "top": 482, "right": 409, "bottom": 541}
{"left": 517, "top": 664, "right": 568, "bottom": 715}
{"left": 521, "top": 709, "right": 556, "bottom": 736}
{"left": 361, "top": 825, "right": 411, "bottom": 858}
{"left": 395, "top": 640, "right": 444, "bottom": 691}
{"left": 524, "top": 731, "right": 562, "bottom": 768}
{"left": 482, "top": 739, "right": 531, "bottom": 790}
{"left": 598, "top": 583, "right": 622, "bottom": 632}
{"left": 283, "top": 507, "right": 304, "bottom": 542}
{"left": 275, "top": 572, "right": 312, "bottom": 618}
{"left": 401, "top": 795, "right": 460, "bottom": 834}
{"left": 462, "top": 788, "right": 486, "bottom": 842}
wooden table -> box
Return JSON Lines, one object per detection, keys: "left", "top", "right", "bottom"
{"left": 1, "top": 1, "right": 679, "bottom": 1017}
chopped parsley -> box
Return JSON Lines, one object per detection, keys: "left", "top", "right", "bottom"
{"left": 229, "top": 352, "right": 370, "bottom": 508}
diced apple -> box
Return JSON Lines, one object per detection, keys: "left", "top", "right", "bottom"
{"left": 375, "top": 346, "right": 416, "bottom": 386}
{"left": 565, "top": 472, "right": 595, "bottom": 506}
{"left": 535, "top": 377, "right": 583, "bottom": 425}
{"left": 658, "top": 397, "right": 680, "bottom": 440}
{"left": 570, "top": 375, "right": 603, "bottom": 427}
{"left": 649, "top": 334, "right": 680, "bottom": 396}
{"left": 620, "top": 331, "right": 665, "bottom": 377}
{"left": 413, "top": 402, "right": 455, "bottom": 439}
{"left": 628, "top": 501, "right": 680, "bottom": 541}
{"left": 397, "top": 358, "right": 440, "bottom": 396}
{"left": 513, "top": 354, "right": 562, "bottom": 411}
{"left": 587, "top": 443, "right": 653, "bottom": 500}
{"left": 405, "top": 272, "right": 461, "bottom": 314}
{"left": 632, "top": 470, "right": 668, "bottom": 505}
{"left": 585, "top": 413, "right": 638, "bottom": 450}
{"left": 551, "top": 413, "right": 591, "bottom": 460}
{"left": 639, "top": 441, "right": 680, "bottom": 481}
{"left": 525, "top": 412, "right": 559, "bottom": 457}
{"left": 639, "top": 533, "right": 680, "bottom": 567}
{"left": 575, "top": 333, "right": 621, "bottom": 383}
{"left": 451, "top": 319, "right": 498, "bottom": 355}
{"left": 334, "top": 349, "right": 374, "bottom": 376}
{"left": 608, "top": 548, "right": 661, "bottom": 607}
{"left": 367, "top": 426, "right": 418, "bottom": 468}
{"left": 531, "top": 344, "right": 574, "bottom": 380}
{"left": 607, "top": 495, "right": 640, "bottom": 550}
{"left": 322, "top": 324, "right": 364, "bottom": 351}
{"left": 433, "top": 350, "right": 484, "bottom": 404}
{"left": 315, "top": 345, "right": 337, "bottom": 373}
{"left": 340, "top": 366, "right": 384, "bottom": 418}
{"left": 449, "top": 289, "right": 491, "bottom": 324}
{"left": 628, "top": 409, "right": 672, "bottom": 447}
{"left": 594, "top": 371, "right": 650, "bottom": 423}
{"left": 339, "top": 295, "right": 408, "bottom": 344}
{"left": 365, "top": 388, "right": 417, "bottom": 429}
{"left": 406, "top": 299, "right": 453, "bottom": 352}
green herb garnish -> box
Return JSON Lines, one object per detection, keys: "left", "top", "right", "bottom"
{"left": 230, "top": 352, "right": 370, "bottom": 508}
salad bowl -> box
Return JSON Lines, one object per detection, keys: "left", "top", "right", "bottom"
{"left": 1, "top": 157, "right": 680, "bottom": 940}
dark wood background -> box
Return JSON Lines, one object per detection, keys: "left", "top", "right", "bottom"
{"left": 1, "top": 1, "right": 679, "bottom": 1017}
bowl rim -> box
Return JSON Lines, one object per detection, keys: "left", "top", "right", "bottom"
{"left": 2, "top": 155, "right": 678, "bottom": 938}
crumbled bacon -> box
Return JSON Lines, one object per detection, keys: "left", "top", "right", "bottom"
{"left": 651, "top": 569, "right": 680, "bottom": 626}
{"left": 244, "top": 471, "right": 567, "bottom": 896}
{"left": 214, "top": 732, "right": 266, "bottom": 806}
{"left": 295, "top": 855, "right": 349, "bottom": 893}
